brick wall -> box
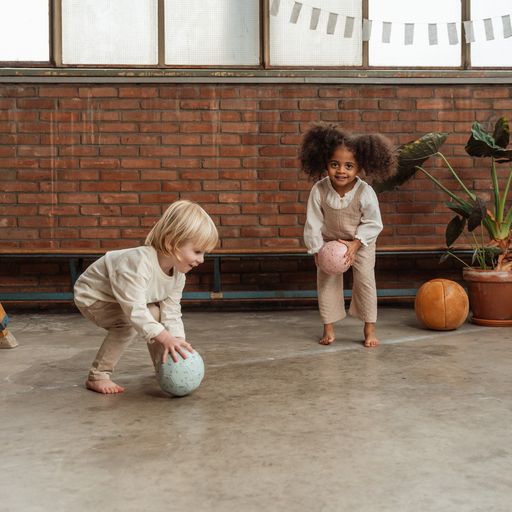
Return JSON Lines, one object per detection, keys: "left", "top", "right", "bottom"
{"left": 1, "top": 82, "right": 510, "bottom": 300}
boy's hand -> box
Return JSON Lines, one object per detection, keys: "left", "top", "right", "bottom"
{"left": 153, "top": 329, "right": 194, "bottom": 363}
{"left": 338, "top": 239, "right": 361, "bottom": 267}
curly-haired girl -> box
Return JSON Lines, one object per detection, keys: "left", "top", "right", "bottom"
{"left": 300, "top": 123, "right": 396, "bottom": 347}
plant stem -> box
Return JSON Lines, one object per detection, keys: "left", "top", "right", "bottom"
{"left": 446, "top": 250, "right": 471, "bottom": 268}
{"left": 490, "top": 158, "right": 501, "bottom": 222}
{"left": 416, "top": 166, "right": 467, "bottom": 206}
{"left": 499, "top": 165, "right": 512, "bottom": 224}
{"left": 438, "top": 153, "right": 477, "bottom": 201}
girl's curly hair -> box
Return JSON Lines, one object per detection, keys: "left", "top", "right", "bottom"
{"left": 299, "top": 123, "right": 397, "bottom": 180}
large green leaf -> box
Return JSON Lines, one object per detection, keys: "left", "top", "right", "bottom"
{"left": 465, "top": 118, "right": 512, "bottom": 162}
{"left": 493, "top": 117, "right": 510, "bottom": 148}
{"left": 467, "top": 197, "right": 487, "bottom": 231}
{"left": 445, "top": 198, "right": 486, "bottom": 232}
{"left": 373, "top": 132, "right": 448, "bottom": 193}
{"left": 445, "top": 200, "right": 473, "bottom": 218}
{"left": 445, "top": 215, "right": 466, "bottom": 247}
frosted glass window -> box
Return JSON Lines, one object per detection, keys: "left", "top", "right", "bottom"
{"left": 165, "top": 0, "right": 260, "bottom": 65}
{"left": 0, "top": 0, "right": 49, "bottom": 61}
{"left": 270, "top": 0, "right": 362, "bottom": 66}
{"left": 62, "top": 0, "right": 158, "bottom": 65}
{"left": 369, "top": 0, "right": 461, "bottom": 66}
{"left": 470, "top": 0, "right": 512, "bottom": 67}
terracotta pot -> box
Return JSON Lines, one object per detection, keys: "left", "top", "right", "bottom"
{"left": 462, "top": 268, "right": 512, "bottom": 327}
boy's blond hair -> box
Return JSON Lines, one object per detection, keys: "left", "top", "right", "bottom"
{"left": 145, "top": 200, "right": 218, "bottom": 256}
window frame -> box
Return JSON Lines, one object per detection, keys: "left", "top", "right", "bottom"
{"left": 2, "top": 0, "right": 512, "bottom": 72}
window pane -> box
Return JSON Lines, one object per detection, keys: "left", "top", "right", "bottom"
{"left": 165, "top": 0, "right": 260, "bottom": 66}
{"left": 471, "top": 0, "right": 512, "bottom": 67}
{"left": 369, "top": 0, "right": 461, "bottom": 66}
{"left": 270, "top": 0, "right": 362, "bottom": 66}
{"left": 0, "top": 0, "right": 49, "bottom": 61}
{"left": 62, "top": 0, "right": 158, "bottom": 65}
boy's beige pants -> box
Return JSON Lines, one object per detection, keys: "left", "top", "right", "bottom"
{"left": 76, "top": 300, "right": 163, "bottom": 381}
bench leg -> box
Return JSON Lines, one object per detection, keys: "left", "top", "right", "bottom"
{"left": 0, "top": 302, "right": 18, "bottom": 349}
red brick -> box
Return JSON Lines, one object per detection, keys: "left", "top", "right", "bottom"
{"left": 59, "top": 217, "right": 98, "bottom": 227}
{"left": 39, "top": 205, "right": 79, "bottom": 215}
{"left": 81, "top": 182, "right": 120, "bottom": 192}
{"left": 81, "top": 205, "right": 121, "bottom": 216}
{"left": 139, "top": 147, "right": 180, "bottom": 159}
{"left": 59, "top": 193, "right": 99, "bottom": 204}
{"left": 99, "top": 193, "right": 139, "bottom": 204}
{"left": 98, "top": 122, "right": 138, "bottom": 133}
{"left": 241, "top": 204, "right": 279, "bottom": 214}
{"left": 161, "top": 134, "right": 201, "bottom": 145}
{"left": 0, "top": 205, "right": 37, "bottom": 215}
{"left": 181, "top": 100, "right": 219, "bottom": 110}
{"left": 121, "top": 205, "right": 160, "bottom": 216}
{"left": 202, "top": 134, "right": 241, "bottom": 145}
{"left": 219, "top": 192, "right": 257, "bottom": 203}
{"left": 81, "top": 228, "right": 121, "bottom": 238}
{"left": 41, "top": 182, "right": 78, "bottom": 193}
{"left": 241, "top": 181, "right": 278, "bottom": 191}
{"left": 140, "top": 170, "right": 178, "bottom": 180}
{"left": 78, "top": 87, "right": 118, "bottom": 97}
{"left": 163, "top": 181, "right": 202, "bottom": 191}
{"left": 119, "top": 87, "right": 159, "bottom": 98}
{"left": 120, "top": 158, "right": 161, "bottom": 168}
{"left": 221, "top": 215, "right": 258, "bottom": 226}
{"left": 100, "top": 217, "right": 139, "bottom": 227}
{"left": 80, "top": 158, "right": 120, "bottom": 169}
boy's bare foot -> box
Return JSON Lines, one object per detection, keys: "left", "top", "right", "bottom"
{"left": 86, "top": 379, "right": 125, "bottom": 394}
{"left": 363, "top": 322, "right": 379, "bottom": 348}
{"left": 319, "top": 324, "right": 335, "bottom": 345}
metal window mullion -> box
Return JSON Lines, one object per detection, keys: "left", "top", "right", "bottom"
{"left": 262, "top": 0, "right": 269, "bottom": 68}
{"left": 461, "top": 0, "right": 471, "bottom": 69}
{"left": 362, "top": 0, "right": 369, "bottom": 67}
{"left": 158, "top": 0, "right": 165, "bottom": 67}
{"left": 51, "top": 0, "right": 62, "bottom": 66}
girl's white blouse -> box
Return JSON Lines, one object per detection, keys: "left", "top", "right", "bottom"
{"left": 304, "top": 176, "right": 383, "bottom": 254}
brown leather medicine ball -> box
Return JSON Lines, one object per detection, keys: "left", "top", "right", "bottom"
{"left": 414, "top": 279, "right": 469, "bottom": 330}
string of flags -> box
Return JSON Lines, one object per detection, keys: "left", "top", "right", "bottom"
{"left": 270, "top": 0, "right": 512, "bottom": 45}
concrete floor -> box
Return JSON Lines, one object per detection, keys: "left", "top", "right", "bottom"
{"left": 1, "top": 306, "right": 512, "bottom": 512}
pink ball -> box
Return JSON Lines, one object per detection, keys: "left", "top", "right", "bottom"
{"left": 317, "top": 241, "right": 350, "bottom": 275}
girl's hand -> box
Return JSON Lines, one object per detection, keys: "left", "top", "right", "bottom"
{"left": 153, "top": 329, "right": 194, "bottom": 363}
{"left": 338, "top": 239, "right": 361, "bottom": 267}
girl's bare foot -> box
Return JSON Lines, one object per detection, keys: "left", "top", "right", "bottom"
{"left": 320, "top": 324, "right": 335, "bottom": 345}
{"left": 86, "top": 379, "right": 125, "bottom": 394}
{"left": 363, "top": 322, "right": 379, "bottom": 348}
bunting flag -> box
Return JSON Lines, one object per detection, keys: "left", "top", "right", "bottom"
{"left": 382, "top": 22, "right": 391, "bottom": 43}
{"left": 404, "top": 23, "right": 414, "bottom": 45}
{"left": 310, "top": 7, "right": 320, "bottom": 30}
{"left": 344, "top": 16, "right": 355, "bottom": 38}
{"left": 290, "top": 2, "right": 302, "bottom": 24}
{"left": 503, "top": 15, "right": 512, "bottom": 38}
{"left": 270, "top": 0, "right": 280, "bottom": 17}
{"left": 362, "top": 18, "right": 372, "bottom": 41}
{"left": 447, "top": 22, "right": 458, "bottom": 45}
{"left": 463, "top": 20, "right": 475, "bottom": 43}
{"left": 484, "top": 18, "right": 495, "bottom": 40}
{"left": 269, "top": 0, "right": 512, "bottom": 46}
{"left": 428, "top": 23, "right": 438, "bottom": 45}
{"left": 326, "top": 12, "right": 338, "bottom": 35}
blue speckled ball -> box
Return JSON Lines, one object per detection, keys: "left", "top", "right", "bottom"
{"left": 158, "top": 350, "right": 205, "bottom": 397}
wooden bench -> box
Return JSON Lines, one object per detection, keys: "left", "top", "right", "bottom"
{"left": 0, "top": 246, "right": 473, "bottom": 303}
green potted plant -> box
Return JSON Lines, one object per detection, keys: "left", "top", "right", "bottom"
{"left": 374, "top": 117, "right": 512, "bottom": 326}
